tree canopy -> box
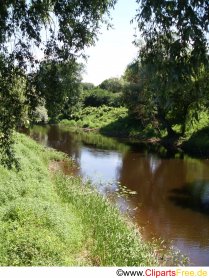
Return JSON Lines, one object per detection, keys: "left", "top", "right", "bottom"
{"left": 136, "top": 0, "right": 208, "bottom": 68}
{"left": 35, "top": 60, "right": 83, "bottom": 121}
{"left": 99, "top": 77, "right": 123, "bottom": 93}
{"left": 0, "top": 0, "right": 116, "bottom": 64}
{"left": 123, "top": 0, "right": 209, "bottom": 137}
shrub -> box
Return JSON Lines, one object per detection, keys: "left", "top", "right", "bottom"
{"left": 83, "top": 89, "right": 122, "bottom": 107}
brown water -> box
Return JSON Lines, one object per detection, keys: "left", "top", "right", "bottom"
{"left": 28, "top": 125, "right": 209, "bottom": 266}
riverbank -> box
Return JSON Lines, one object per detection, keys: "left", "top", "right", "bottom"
{"left": 59, "top": 106, "right": 161, "bottom": 139}
{"left": 59, "top": 106, "right": 209, "bottom": 157}
{"left": 0, "top": 132, "right": 182, "bottom": 266}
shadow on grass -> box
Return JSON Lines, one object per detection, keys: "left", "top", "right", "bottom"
{"left": 100, "top": 117, "right": 187, "bottom": 158}
{"left": 169, "top": 180, "right": 209, "bottom": 215}
{"left": 100, "top": 116, "right": 158, "bottom": 138}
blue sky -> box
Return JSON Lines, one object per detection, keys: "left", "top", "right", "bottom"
{"left": 82, "top": 0, "right": 139, "bottom": 85}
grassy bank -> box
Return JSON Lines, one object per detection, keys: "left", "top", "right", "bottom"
{"left": 60, "top": 106, "right": 209, "bottom": 156}
{"left": 0, "top": 132, "right": 179, "bottom": 266}
{"left": 59, "top": 105, "right": 160, "bottom": 138}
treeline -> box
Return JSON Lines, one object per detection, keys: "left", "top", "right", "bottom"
{"left": 82, "top": 78, "right": 123, "bottom": 108}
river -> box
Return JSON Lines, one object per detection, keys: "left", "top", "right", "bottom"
{"left": 28, "top": 125, "right": 209, "bottom": 266}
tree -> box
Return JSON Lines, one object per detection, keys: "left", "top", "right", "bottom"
{"left": 123, "top": 60, "right": 154, "bottom": 125}
{"left": 136, "top": 0, "right": 208, "bottom": 68}
{"left": 99, "top": 77, "right": 123, "bottom": 93}
{"left": 35, "top": 60, "right": 83, "bottom": 121}
{"left": 0, "top": 56, "right": 29, "bottom": 168}
{"left": 82, "top": 82, "right": 95, "bottom": 91}
{"left": 83, "top": 88, "right": 122, "bottom": 107}
{"left": 132, "top": 0, "right": 209, "bottom": 138}
{"left": 0, "top": 1, "right": 117, "bottom": 65}
{"left": 0, "top": 0, "right": 116, "bottom": 167}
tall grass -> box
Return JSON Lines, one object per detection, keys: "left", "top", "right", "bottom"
{"left": 0, "top": 133, "right": 83, "bottom": 266}
{"left": 54, "top": 174, "right": 160, "bottom": 266}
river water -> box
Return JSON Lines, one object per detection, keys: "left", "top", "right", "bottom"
{"left": 28, "top": 125, "right": 209, "bottom": 266}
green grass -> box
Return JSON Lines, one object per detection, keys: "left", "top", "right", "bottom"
{"left": 0, "top": 132, "right": 180, "bottom": 266}
{"left": 0, "top": 133, "right": 83, "bottom": 266}
{"left": 60, "top": 105, "right": 161, "bottom": 139}
{"left": 60, "top": 106, "right": 128, "bottom": 129}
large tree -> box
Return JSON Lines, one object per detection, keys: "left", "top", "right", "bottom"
{"left": 136, "top": 0, "right": 208, "bottom": 67}
{"left": 0, "top": 0, "right": 116, "bottom": 167}
{"left": 133, "top": 0, "right": 209, "bottom": 138}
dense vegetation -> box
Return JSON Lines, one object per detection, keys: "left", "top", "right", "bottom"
{"left": 82, "top": 89, "right": 123, "bottom": 108}
{"left": 60, "top": 106, "right": 127, "bottom": 129}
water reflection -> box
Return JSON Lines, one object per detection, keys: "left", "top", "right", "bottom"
{"left": 27, "top": 125, "right": 209, "bottom": 266}
{"left": 118, "top": 151, "right": 209, "bottom": 265}
{"left": 170, "top": 181, "right": 209, "bottom": 215}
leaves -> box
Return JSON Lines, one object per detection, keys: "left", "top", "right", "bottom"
{"left": 129, "top": 0, "right": 209, "bottom": 137}
{"left": 0, "top": 0, "right": 117, "bottom": 168}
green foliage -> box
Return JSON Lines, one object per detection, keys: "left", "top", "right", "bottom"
{"left": 123, "top": 54, "right": 209, "bottom": 138}
{"left": 83, "top": 88, "right": 123, "bottom": 107}
{"left": 99, "top": 77, "right": 124, "bottom": 93}
{"left": 59, "top": 104, "right": 162, "bottom": 139}
{"left": 0, "top": 0, "right": 117, "bottom": 63}
{"left": 136, "top": 0, "right": 208, "bottom": 69}
{"left": 183, "top": 127, "right": 209, "bottom": 157}
{"left": 0, "top": 56, "right": 30, "bottom": 168}
{"left": 132, "top": 0, "right": 209, "bottom": 138}
{"left": 35, "top": 60, "right": 83, "bottom": 121}
{"left": 82, "top": 82, "right": 95, "bottom": 91}
{"left": 60, "top": 106, "right": 128, "bottom": 129}
{"left": 0, "top": 0, "right": 117, "bottom": 168}
{"left": 32, "top": 105, "right": 48, "bottom": 124}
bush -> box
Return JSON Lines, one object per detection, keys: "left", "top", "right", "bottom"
{"left": 83, "top": 89, "right": 122, "bottom": 107}
{"left": 99, "top": 78, "right": 123, "bottom": 93}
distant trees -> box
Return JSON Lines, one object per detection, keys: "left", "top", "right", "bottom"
{"left": 83, "top": 88, "right": 122, "bottom": 107}
{"left": 82, "top": 83, "right": 95, "bottom": 91}
{"left": 99, "top": 77, "right": 123, "bottom": 93}
{"left": 81, "top": 78, "right": 124, "bottom": 108}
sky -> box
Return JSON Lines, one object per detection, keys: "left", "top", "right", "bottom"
{"left": 81, "top": 0, "right": 139, "bottom": 86}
